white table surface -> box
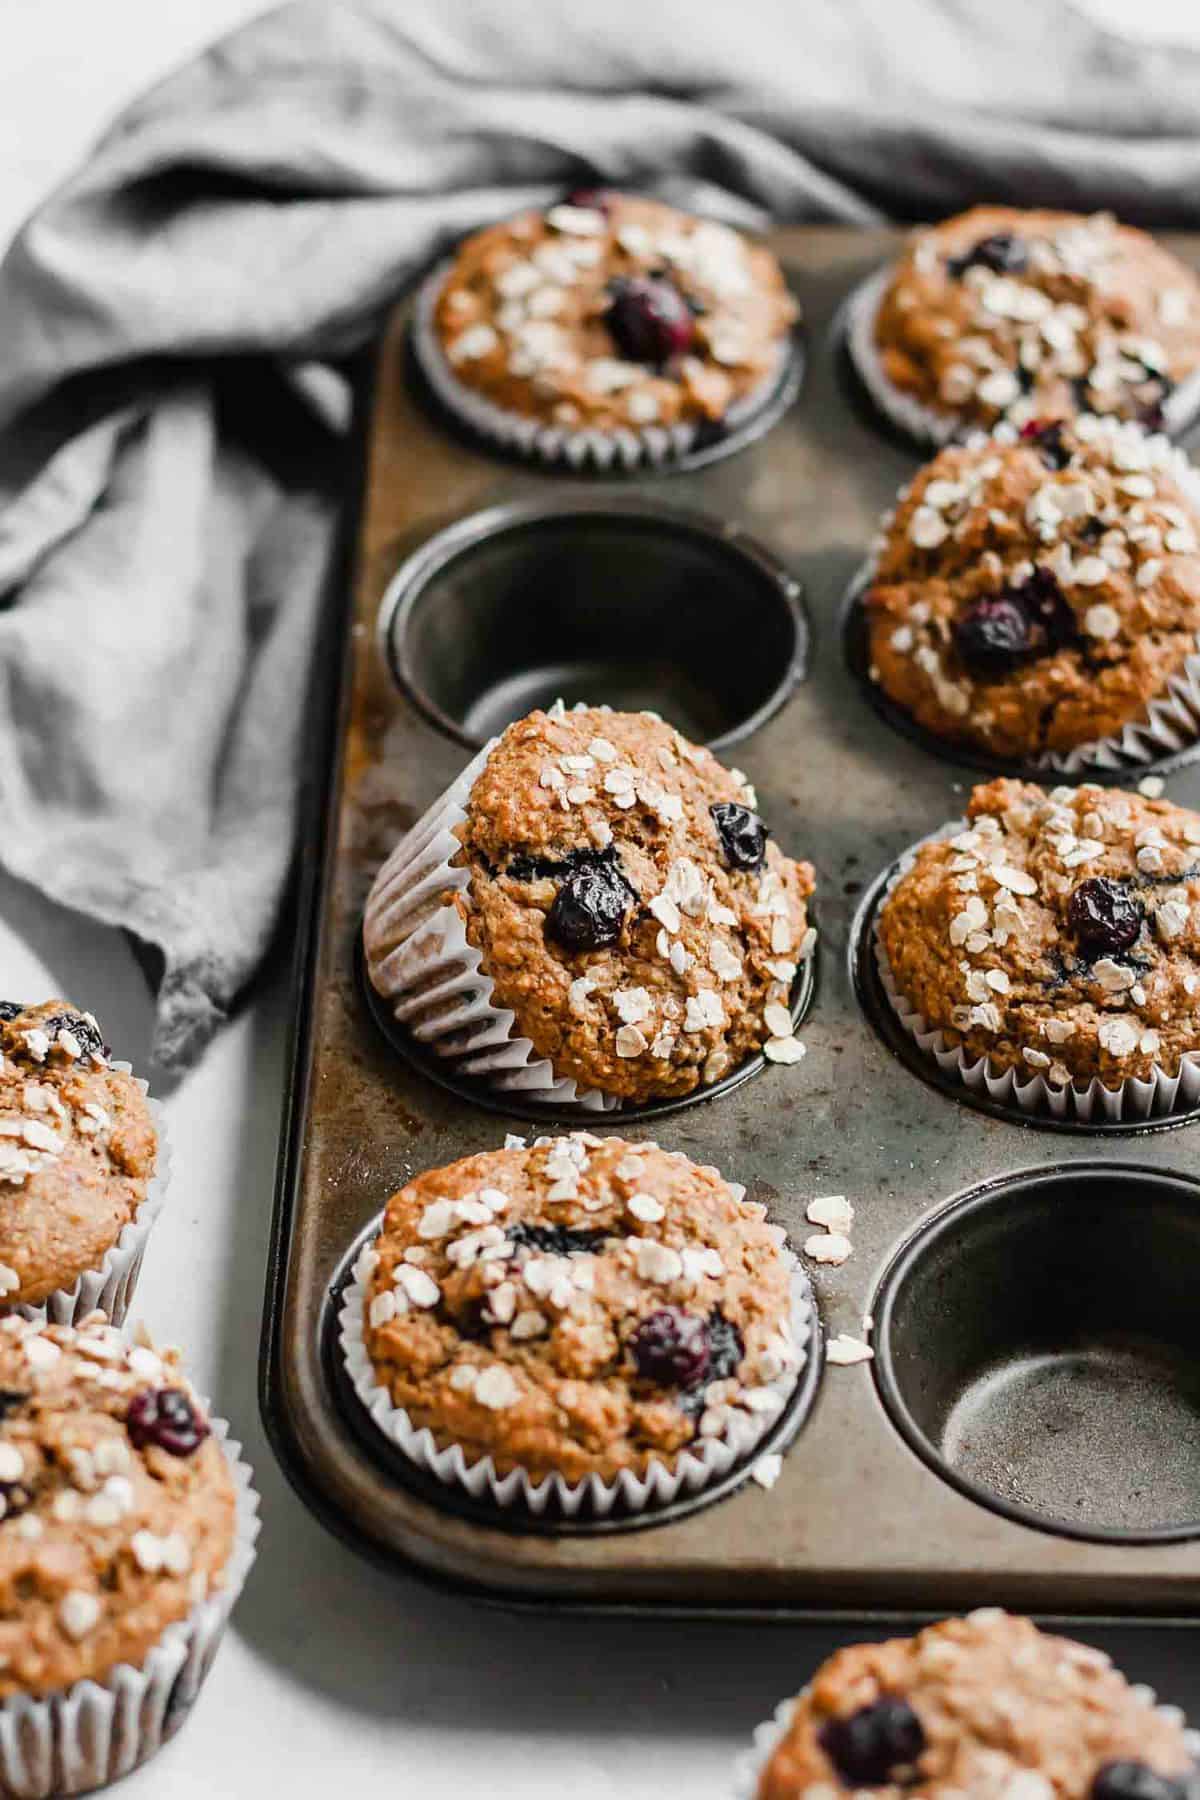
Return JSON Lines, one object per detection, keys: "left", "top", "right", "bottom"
{"left": 3, "top": 2, "right": 1200, "bottom": 1794}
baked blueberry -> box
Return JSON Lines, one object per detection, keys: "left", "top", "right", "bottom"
{"left": 41, "top": 1008, "right": 107, "bottom": 1059}
{"left": 630, "top": 1307, "right": 711, "bottom": 1389}
{"left": 505, "top": 1223, "right": 608, "bottom": 1257}
{"left": 704, "top": 1310, "right": 744, "bottom": 1384}
{"left": 0, "top": 1003, "right": 21, "bottom": 1023}
{"left": 819, "top": 1697, "right": 926, "bottom": 1784}
{"left": 711, "top": 802, "right": 768, "bottom": 872}
{"left": 948, "top": 231, "right": 1029, "bottom": 279}
{"left": 954, "top": 594, "right": 1036, "bottom": 674}
{"left": 605, "top": 275, "right": 696, "bottom": 364}
{"left": 1020, "top": 417, "right": 1073, "bottom": 470}
{"left": 1068, "top": 877, "right": 1143, "bottom": 959}
{"left": 126, "top": 1387, "right": 210, "bottom": 1458}
{"left": 1092, "top": 1764, "right": 1189, "bottom": 1800}
{"left": 564, "top": 186, "right": 616, "bottom": 214}
{"left": 545, "top": 851, "right": 633, "bottom": 952}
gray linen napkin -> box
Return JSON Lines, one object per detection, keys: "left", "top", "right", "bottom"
{"left": 3, "top": 0, "right": 1200, "bottom": 1069}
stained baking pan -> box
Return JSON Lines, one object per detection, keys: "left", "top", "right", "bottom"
{"left": 262, "top": 225, "right": 1200, "bottom": 1617}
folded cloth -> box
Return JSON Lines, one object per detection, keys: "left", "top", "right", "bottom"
{"left": 2, "top": 0, "right": 1200, "bottom": 1069}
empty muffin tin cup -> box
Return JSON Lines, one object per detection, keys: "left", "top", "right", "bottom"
{"left": 379, "top": 498, "right": 807, "bottom": 753}
{"left": 874, "top": 1164, "right": 1200, "bottom": 1542}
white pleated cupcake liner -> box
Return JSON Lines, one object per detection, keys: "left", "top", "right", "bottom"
{"left": 0, "top": 1415, "right": 259, "bottom": 1800}
{"left": 363, "top": 739, "right": 619, "bottom": 1112}
{"left": 339, "top": 1210, "right": 813, "bottom": 1522}
{"left": 730, "top": 1678, "right": 1200, "bottom": 1798}
{"left": 844, "top": 262, "right": 1200, "bottom": 448}
{"left": 847, "top": 555, "right": 1200, "bottom": 774}
{"left": 875, "top": 821, "right": 1200, "bottom": 1123}
{"left": 411, "top": 259, "right": 792, "bottom": 471}
{"left": 15, "top": 1068, "right": 173, "bottom": 1330}
{"left": 730, "top": 1693, "right": 802, "bottom": 1800}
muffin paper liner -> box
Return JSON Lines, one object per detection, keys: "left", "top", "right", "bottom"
{"left": 411, "top": 259, "right": 792, "bottom": 471}
{"left": 363, "top": 741, "right": 618, "bottom": 1111}
{"left": 16, "top": 1068, "right": 173, "bottom": 1330}
{"left": 730, "top": 1681, "right": 1200, "bottom": 1799}
{"left": 338, "top": 1203, "right": 813, "bottom": 1522}
{"left": 875, "top": 821, "right": 1200, "bottom": 1122}
{"left": 845, "top": 264, "right": 1200, "bottom": 448}
{"left": 848, "top": 559, "right": 1200, "bottom": 774}
{"left": 0, "top": 1415, "right": 259, "bottom": 1799}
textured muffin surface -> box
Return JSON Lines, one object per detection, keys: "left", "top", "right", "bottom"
{"left": 865, "top": 416, "right": 1200, "bottom": 759}
{"left": 757, "top": 1610, "right": 1196, "bottom": 1797}
{"left": 878, "top": 778, "right": 1200, "bottom": 1088}
{"left": 431, "top": 193, "right": 796, "bottom": 433}
{"left": 446, "top": 707, "right": 814, "bottom": 1101}
{"left": 0, "top": 1311, "right": 235, "bottom": 1697}
{"left": 0, "top": 1002, "right": 158, "bottom": 1306}
{"left": 359, "top": 1135, "right": 800, "bottom": 1484}
{"left": 872, "top": 205, "right": 1200, "bottom": 436}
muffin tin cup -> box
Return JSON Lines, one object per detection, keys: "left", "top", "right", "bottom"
{"left": 869, "top": 823, "right": 1200, "bottom": 1126}
{"left": 410, "top": 260, "right": 803, "bottom": 475}
{"left": 336, "top": 1217, "right": 815, "bottom": 1526}
{"left": 0, "top": 1414, "right": 259, "bottom": 1800}
{"left": 844, "top": 561, "right": 1200, "bottom": 779}
{"left": 15, "top": 1071, "right": 173, "bottom": 1330}
{"left": 844, "top": 261, "right": 1200, "bottom": 449}
{"left": 873, "top": 1165, "right": 1200, "bottom": 1545}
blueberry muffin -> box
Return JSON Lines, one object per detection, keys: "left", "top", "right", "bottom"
{"left": 350, "top": 1135, "right": 804, "bottom": 1491}
{"left": 0, "top": 1312, "right": 235, "bottom": 1697}
{"left": 419, "top": 191, "right": 797, "bottom": 459}
{"left": 878, "top": 778, "right": 1200, "bottom": 1092}
{"left": 853, "top": 205, "right": 1200, "bottom": 442}
{"left": 865, "top": 415, "right": 1200, "bottom": 761}
{"left": 364, "top": 707, "right": 815, "bottom": 1104}
{"left": 753, "top": 1611, "right": 1197, "bottom": 1797}
{"left": 0, "top": 1001, "right": 159, "bottom": 1311}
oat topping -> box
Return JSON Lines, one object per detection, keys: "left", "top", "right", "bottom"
{"left": 756, "top": 1611, "right": 1197, "bottom": 1797}
{"left": 0, "top": 1311, "right": 234, "bottom": 1697}
{"left": 879, "top": 778, "right": 1200, "bottom": 1089}
{"left": 432, "top": 193, "right": 797, "bottom": 435}
{"left": 873, "top": 206, "right": 1200, "bottom": 436}
{"left": 866, "top": 416, "right": 1200, "bottom": 759}
{"left": 359, "top": 1137, "right": 800, "bottom": 1485}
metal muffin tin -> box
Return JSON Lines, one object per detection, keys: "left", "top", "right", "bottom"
{"left": 263, "top": 225, "right": 1200, "bottom": 1617}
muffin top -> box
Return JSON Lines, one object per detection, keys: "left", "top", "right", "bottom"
{"left": 873, "top": 205, "right": 1200, "bottom": 436}
{"left": 865, "top": 415, "right": 1200, "bottom": 759}
{"left": 878, "top": 777, "right": 1200, "bottom": 1089}
{"left": 0, "top": 1002, "right": 158, "bottom": 1307}
{"left": 757, "top": 1610, "right": 1196, "bottom": 1797}
{"left": 0, "top": 1311, "right": 235, "bottom": 1697}
{"left": 430, "top": 192, "right": 797, "bottom": 434}
{"left": 444, "top": 706, "right": 814, "bottom": 1102}
{"left": 358, "top": 1135, "right": 800, "bottom": 1485}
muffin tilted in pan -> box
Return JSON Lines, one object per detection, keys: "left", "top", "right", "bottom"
{"left": 0, "top": 1000, "right": 169, "bottom": 1324}
{"left": 414, "top": 191, "right": 799, "bottom": 467}
{"left": 848, "top": 204, "right": 1200, "bottom": 444}
{"left": 339, "top": 1134, "right": 811, "bottom": 1517}
{"left": 876, "top": 777, "right": 1200, "bottom": 1121}
{"left": 740, "top": 1611, "right": 1199, "bottom": 1798}
{"left": 863, "top": 415, "right": 1200, "bottom": 767}
{"left": 364, "top": 706, "right": 815, "bottom": 1109}
{"left": 0, "top": 1310, "right": 257, "bottom": 1797}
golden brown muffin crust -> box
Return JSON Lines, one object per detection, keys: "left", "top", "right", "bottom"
{"left": 878, "top": 778, "right": 1200, "bottom": 1088}
{"left": 758, "top": 1612, "right": 1195, "bottom": 1797}
{"left": 450, "top": 707, "right": 814, "bottom": 1102}
{"left": 0, "top": 1002, "right": 158, "bottom": 1306}
{"left": 0, "top": 1312, "right": 235, "bottom": 1698}
{"left": 432, "top": 193, "right": 796, "bottom": 432}
{"left": 865, "top": 416, "right": 1200, "bottom": 759}
{"left": 873, "top": 206, "right": 1200, "bottom": 435}
{"left": 361, "top": 1136, "right": 799, "bottom": 1484}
